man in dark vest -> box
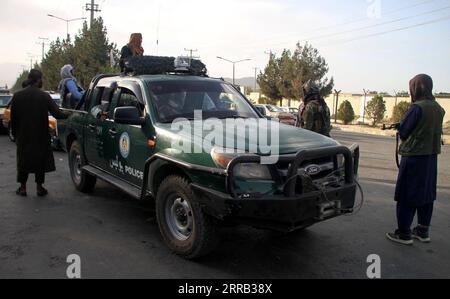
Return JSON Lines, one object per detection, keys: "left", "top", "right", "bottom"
{"left": 300, "top": 80, "right": 331, "bottom": 137}
{"left": 10, "top": 69, "right": 70, "bottom": 197}
{"left": 386, "top": 74, "right": 445, "bottom": 245}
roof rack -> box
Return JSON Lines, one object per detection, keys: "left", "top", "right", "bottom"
{"left": 123, "top": 55, "right": 208, "bottom": 77}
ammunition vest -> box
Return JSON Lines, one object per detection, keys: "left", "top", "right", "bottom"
{"left": 399, "top": 100, "right": 445, "bottom": 157}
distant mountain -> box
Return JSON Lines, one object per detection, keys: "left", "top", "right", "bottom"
{"left": 223, "top": 77, "right": 259, "bottom": 90}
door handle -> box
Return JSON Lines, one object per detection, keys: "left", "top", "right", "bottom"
{"left": 109, "top": 128, "right": 117, "bottom": 136}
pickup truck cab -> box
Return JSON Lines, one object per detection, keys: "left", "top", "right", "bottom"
{"left": 59, "top": 57, "right": 360, "bottom": 259}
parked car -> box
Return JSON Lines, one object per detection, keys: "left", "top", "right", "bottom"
{"left": 282, "top": 106, "right": 299, "bottom": 116}
{"left": 3, "top": 91, "right": 62, "bottom": 149}
{"left": 255, "top": 104, "right": 296, "bottom": 126}
{"left": 59, "top": 56, "right": 360, "bottom": 259}
{"left": 0, "top": 93, "right": 13, "bottom": 133}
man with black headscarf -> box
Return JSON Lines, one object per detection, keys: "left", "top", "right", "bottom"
{"left": 299, "top": 80, "right": 331, "bottom": 137}
{"left": 386, "top": 74, "right": 445, "bottom": 245}
{"left": 10, "top": 69, "right": 70, "bottom": 197}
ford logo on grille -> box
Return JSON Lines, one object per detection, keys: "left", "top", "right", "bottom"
{"left": 305, "top": 165, "right": 321, "bottom": 176}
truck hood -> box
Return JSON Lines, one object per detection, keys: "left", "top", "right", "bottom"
{"left": 157, "top": 119, "right": 338, "bottom": 155}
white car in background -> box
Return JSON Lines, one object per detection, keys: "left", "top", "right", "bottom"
{"left": 255, "top": 104, "right": 297, "bottom": 126}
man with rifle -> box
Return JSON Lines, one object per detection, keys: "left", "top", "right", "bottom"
{"left": 386, "top": 74, "right": 445, "bottom": 245}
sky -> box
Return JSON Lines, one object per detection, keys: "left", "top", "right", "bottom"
{"left": 0, "top": 0, "right": 449, "bottom": 93}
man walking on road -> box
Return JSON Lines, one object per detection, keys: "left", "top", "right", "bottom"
{"left": 10, "top": 69, "right": 70, "bottom": 197}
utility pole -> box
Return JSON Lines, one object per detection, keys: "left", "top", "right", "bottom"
{"left": 253, "top": 67, "right": 259, "bottom": 91}
{"left": 264, "top": 50, "right": 275, "bottom": 61}
{"left": 37, "top": 37, "right": 49, "bottom": 62}
{"left": 27, "top": 53, "right": 38, "bottom": 70}
{"left": 363, "top": 89, "right": 369, "bottom": 125}
{"left": 334, "top": 89, "right": 342, "bottom": 124}
{"left": 85, "top": 0, "right": 101, "bottom": 27}
{"left": 184, "top": 48, "right": 199, "bottom": 65}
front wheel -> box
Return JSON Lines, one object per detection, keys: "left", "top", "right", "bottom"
{"left": 156, "top": 176, "right": 219, "bottom": 259}
{"left": 69, "top": 141, "right": 96, "bottom": 193}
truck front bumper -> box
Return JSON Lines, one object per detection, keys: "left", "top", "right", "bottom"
{"left": 192, "top": 145, "right": 360, "bottom": 232}
{"left": 192, "top": 183, "right": 356, "bottom": 232}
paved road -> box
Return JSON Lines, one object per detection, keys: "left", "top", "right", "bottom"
{"left": 0, "top": 131, "right": 449, "bottom": 279}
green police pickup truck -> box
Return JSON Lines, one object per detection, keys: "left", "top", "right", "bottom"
{"left": 59, "top": 56, "right": 360, "bottom": 259}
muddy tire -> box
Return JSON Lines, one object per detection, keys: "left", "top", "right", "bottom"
{"left": 69, "top": 141, "right": 96, "bottom": 193}
{"left": 156, "top": 175, "right": 218, "bottom": 259}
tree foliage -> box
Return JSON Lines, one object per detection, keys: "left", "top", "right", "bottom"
{"left": 13, "top": 18, "right": 119, "bottom": 92}
{"left": 391, "top": 101, "right": 412, "bottom": 123}
{"left": 365, "top": 95, "right": 386, "bottom": 126}
{"left": 11, "top": 70, "right": 30, "bottom": 92}
{"left": 257, "top": 53, "right": 283, "bottom": 105}
{"left": 337, "top": 100, "right": 356, "bottom": 125}
{"left": 257, "top": 43, "right": 334, "bottom": 106}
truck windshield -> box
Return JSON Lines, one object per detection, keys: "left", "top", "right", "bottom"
{"left": 147, "top": 80, "right": 260, "bottom": 123}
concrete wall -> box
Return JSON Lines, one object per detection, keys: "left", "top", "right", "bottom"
{"left": 250, "top": 92, "right": 450, "bottom": 124}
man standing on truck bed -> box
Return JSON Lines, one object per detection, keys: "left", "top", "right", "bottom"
{"left": 300, "top": 80, "right": 331, "bottom": 137}
{"left": 10, "top": 69, "right": 70, "bottom": 197}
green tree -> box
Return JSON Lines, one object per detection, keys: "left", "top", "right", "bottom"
{"left": 258, "top": 43, "right": 334, "bottom": 106}
{"left": 41, "top": 38, "right": 75, "bottom": 91}
{"left": 337, "top": 100, "right": 356, "bottom": 125}
{"left": 291, "top": 43, "right": 334, "bottom": 99}
{"left": 257, "top": 53, "right": 283, "bottom": 106}
{"left": 11, "top": 70, "right": 30, "bottom": 92}
{"left": 365, "top": 95, "right": 386, "bottom": 126}
{"left": 391, "top": 101, "right": 412, "bottom": 123}
{"left": 71, "top": 18, "right": 119, "bottom": 88}
{"left": 40, "top": 18, "right": 119, "bottom": 91}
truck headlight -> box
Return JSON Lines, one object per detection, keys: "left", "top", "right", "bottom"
{"left": 233, "top": 163, "right": 272, "bottom": 180}
{"left": 211, "top": 147, "right": 239, "bottom": 169}
{"left": 211, "top": 147, "right": 272, "bottom": 180}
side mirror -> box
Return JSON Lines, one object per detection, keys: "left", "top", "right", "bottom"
{"left": 114, "top": 107, "right": 145, "bottom": 126}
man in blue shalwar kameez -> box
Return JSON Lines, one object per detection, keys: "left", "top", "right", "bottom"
{"left": 387, "top": 74, "right": 445, "bottom": 245}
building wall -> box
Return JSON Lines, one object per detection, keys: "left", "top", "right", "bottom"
{"left": 251, "top": 92, "right": 450, "bottom": 124}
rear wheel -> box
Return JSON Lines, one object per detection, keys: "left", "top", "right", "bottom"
{"left": 156, "top": 175, "right": 218, "bottom": 259}
{"left": 8, "top": 124, "right": 15, "bottom": 142}
{"left": 69, "top": 141, "right": 96, "bottom": 193}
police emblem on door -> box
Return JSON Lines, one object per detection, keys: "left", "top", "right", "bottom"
{"left": 119, "top": 132, "right": 130, "bottom": 159}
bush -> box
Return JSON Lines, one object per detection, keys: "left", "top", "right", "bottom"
{"left": 365, "top": 95, "right": 386, "bottom": 126}
{"left": 337, "top": 100, "right": 356, "bottom": 125}
{"left": 391, "top": 102, "right": 412, "bottom": 123}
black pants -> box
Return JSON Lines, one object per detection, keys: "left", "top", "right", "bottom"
{"left": 17, "top": 171, "right": 45, "bottom": 185}
{"left": 397, "top": 201, "right": 434, "bottom": 235}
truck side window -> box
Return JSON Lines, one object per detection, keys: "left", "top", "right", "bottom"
{"left": 90, "top": 87, "right": 114, "bottom": 119}
{"left": 117, "top": 88, "right": 144, "bottom": 117}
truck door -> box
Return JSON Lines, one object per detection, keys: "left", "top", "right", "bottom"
{"left": 108, "top": 84, "right": 154, "bottom": 187}
{"left": 84, "top": 86, "right": 116, "bottom": 170}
